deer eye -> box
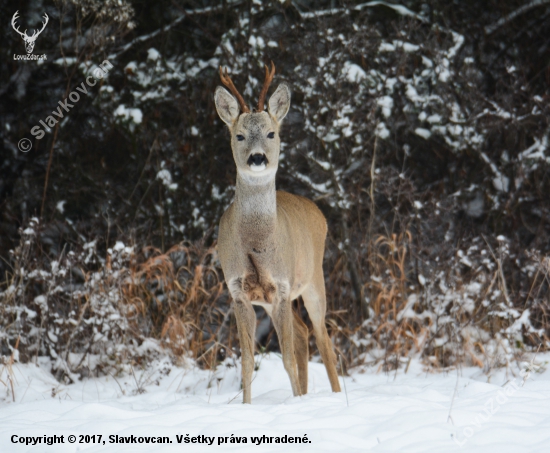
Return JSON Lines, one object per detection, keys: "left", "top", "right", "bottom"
{"left": 236, "top": 134, "right": 245, "bottom": 141}
{"left": 267, "top": 132, "right": 275, "bottom": 139}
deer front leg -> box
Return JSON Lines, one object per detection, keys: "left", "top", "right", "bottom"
{"left": 233, "top": 297, "right": 256, "bottom": 404}
{"left": 272, "top": 287, "right": 301, "bottom": 397}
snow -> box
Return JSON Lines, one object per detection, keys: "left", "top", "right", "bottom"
{"left": 323, "top": 133, "right": 340, "bottom": 143}
{"left": 342, "top": 62, "right": 366, "bottom": 83}
{"left": 519, "top": 136, "right": 548, "bottom": 161}
{"left": 125, "top": 61, "right": 137, "bottom": 73}
{"left": 379, "top": 42, "right": 396, "bottom": 52}
{"left": 354, "top": 1, "right": 427, "bottom": 22}
{"left": 392, "top": 40, "right": 419, "bottom": 52}
{"left": 415, "top": 128, "right": 432, "bottom": 139}
{"left": 248, "top": 35, "right": 265, "bottom": 49}
{"left": 156, "top": 169, "right": 178, "bottom": 191}
{"left": 480, "top": 152, "right": 510, "bottom": 192}
{"left": 114, "top": 105, "right": 143, "bottom": 124}
{"left": 56, "top": 201, "right": 66, "bottom": 214}
{"left": 375, "top": 122, "right": 390, "bottom": 139}
{"left": 2, "top": 354, "right": 550, "bottom": 452}
{"left": 492, "top": 175, "right": 509, "bottom": 193}
{"left": 147, "top": 48, "right": 161, "bottom": 61}
{"left": 112, "top": 241, "right": 131, "bottom": 254}
{"left": 438, "top": 67, "right": 451, "bottom": 83}
{"left": 53, "top": 57, "right": 78, "bottom": 66}
{"left": 377, "top": 96, "right": 394, "bottom": 118}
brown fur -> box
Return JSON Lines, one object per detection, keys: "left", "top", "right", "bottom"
{"left": 215, "top": 79, "right": 341, "bottom": 403}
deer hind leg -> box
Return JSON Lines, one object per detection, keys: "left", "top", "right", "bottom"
{"left": 233, "top": 298, "right": 257, "bottom": 404}
{"left": 302, "top": 273, "right": 341, "bottom": 393}
{"left": 292, "top": 308, "right": 309, "bottom": 395}
{"left": 272, "top": 288, "right": 301, "bottom": 397}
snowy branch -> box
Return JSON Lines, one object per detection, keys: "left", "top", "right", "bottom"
{"left": 293, "top": 1, "right": 427, "bottom": 22}
{"left": 109, "top": 1, "right": 244, "bottom": 59}
{"left": 485, "top": 0, "right": 550, "bottom": 34}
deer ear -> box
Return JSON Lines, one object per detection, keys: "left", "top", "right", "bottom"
{"left": 215, "top": 86, "right": 240, "bottom": 125}
{"left": 268, "top": 83, "right": 290, "bottom": 123}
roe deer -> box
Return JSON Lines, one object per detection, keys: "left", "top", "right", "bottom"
{"left": 214, "top": 63, "right": 341, "bottom": 404}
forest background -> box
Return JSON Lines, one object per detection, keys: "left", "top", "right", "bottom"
{"left": 1, "top": 0, "right": 549, "bottom": 381}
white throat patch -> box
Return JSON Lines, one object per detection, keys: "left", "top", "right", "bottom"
{"left": 236, "top": 170, "right": 277, "bottom": 215}
{"left": 238, "top": 167, "right": 277, "bottom": 186}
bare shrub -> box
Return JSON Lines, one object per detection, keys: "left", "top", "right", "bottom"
{"left": 0, "top": 216, "right": 236, "bottom": 387}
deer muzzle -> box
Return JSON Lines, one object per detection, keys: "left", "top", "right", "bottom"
{"left": 247, "top": 153, "right": 268, "bottom": 171}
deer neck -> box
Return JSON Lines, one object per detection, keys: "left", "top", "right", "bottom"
{"left": 234, "top": 171, "right": 277, "bottom": 242}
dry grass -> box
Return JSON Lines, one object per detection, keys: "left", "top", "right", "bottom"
{"left": 323, "top": 228, "right": 550, "bottom": 373}
{"left": 122, "top": 243, "right": 230, "bottom": 368}
{"left": 0, "top": 336, "right": 19, "bottom": 402}
{"left": 321, "top": 231, "right": 426, "bottom": 372}
{"left": 365, "top": 231, "right": 428, "bottom": 370}
{"left": 1, "top": 218, "right": 548, "bottom": 381}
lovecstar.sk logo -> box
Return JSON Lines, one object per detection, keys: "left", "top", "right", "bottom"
{"left": 11, "top": 10, "right": 48, "bottom": 61}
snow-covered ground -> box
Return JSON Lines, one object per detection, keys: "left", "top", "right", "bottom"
{"left": 1, "top": 353, "right": 550, "bottom": 452}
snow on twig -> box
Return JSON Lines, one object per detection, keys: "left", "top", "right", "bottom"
{"left": 293, "top": 1, "right": 427, "bottom": 22}
{"left": 109, "top": 1, "right": 244, "bottom": 59}
{"left": 485, "top": 0, "right": 550, "bottom": 34}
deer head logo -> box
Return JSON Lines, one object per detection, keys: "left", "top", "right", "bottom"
{"left": 11, "top": 11, "right": 49, "bottom": 54}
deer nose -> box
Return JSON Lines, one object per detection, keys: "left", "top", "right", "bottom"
{"left": 247, "top": 153, "right": 268, "bottom": 167}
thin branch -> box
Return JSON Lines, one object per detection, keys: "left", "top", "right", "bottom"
{"left": 292, "top": 1, "right": 427, "bottom": 22}
{"left": 42, "top": 2, "right": 90, "bottom": 219}
{"left": 108, "top": 1, "right": 244, "bottom": 59}
{"left": 40, "top": 123, "right": 60, "bottom": 218}
{"left": 485, "top": 0, "right": 550, "bottom": 34}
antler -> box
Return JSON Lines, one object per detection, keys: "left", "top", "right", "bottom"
{"left": 11, "top": 11, "right": 27, "bottom": 38}
{"left": 219, "top": 66, "right": 250, "bottom": 113}
{"left": 29, "top": 13, "right": 49, "bottom": 40}
{"left": 256, "top": 61, "right": 275, "bottom": 112}
{"left": 11, "top": 11, "right": 49, "bottom": 40}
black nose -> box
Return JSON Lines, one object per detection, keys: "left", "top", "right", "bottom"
{"left": 247, "top": 154, "right": 268, "bottom": 166}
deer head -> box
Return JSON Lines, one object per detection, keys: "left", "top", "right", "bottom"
{"left": 12, "top": 11, "right": 49, "bottom": 54}
{"left": 214, "top": 62, "right": 290, "bottom": 184}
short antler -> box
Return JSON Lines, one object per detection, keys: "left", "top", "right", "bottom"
{"left": 219, "top": 66, "right": 250, "bottom": 113}
{"left": 257, "top": 61, "right": 275, "bottom": 112}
